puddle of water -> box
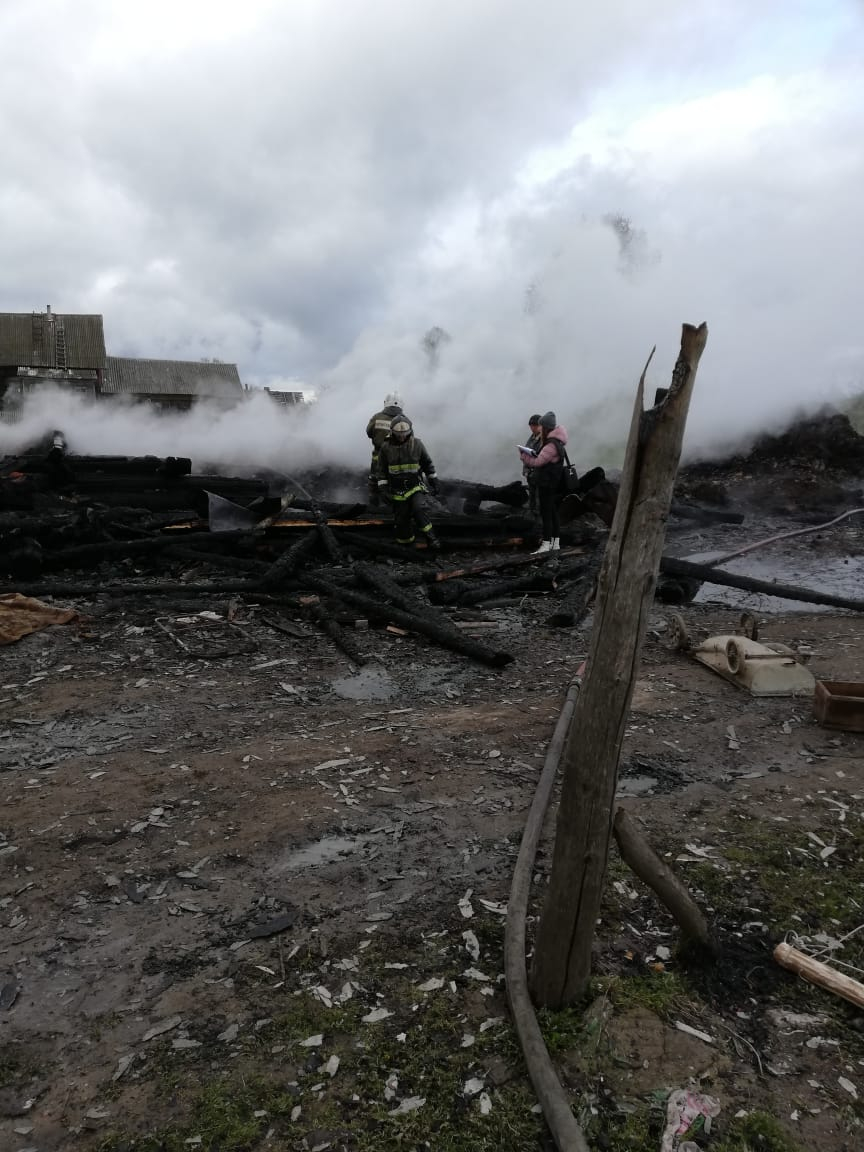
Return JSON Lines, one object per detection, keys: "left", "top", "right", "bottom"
{"left": 332, "top": 666, "right": 395, "bottom": 701}
{"left": 689, "top": 551, "right": 864, "bottom": 613}
{"left": 282, "top": 835, "right": 363, "bottom": 870}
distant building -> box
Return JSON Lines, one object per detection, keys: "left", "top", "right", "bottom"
{"left": 263, "top": 386, "right": 305, "bottom": 408}
{"left": 102, "top": 356, "right": 244, "bottom": 411}
{"left": 0, "top": 307, "right": 107, "bottom": 418}
{"left": 0, "top": 306, "right": 249, "bottom": 420}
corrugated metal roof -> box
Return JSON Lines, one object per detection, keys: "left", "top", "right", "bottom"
{"left": 102, "top": 357, "right": 243, "bottom": 397}
{"left": 0, "top": 312, "right": 106, "bottom": 369}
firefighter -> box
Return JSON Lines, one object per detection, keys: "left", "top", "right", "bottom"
{"left": 365, "top": 392, "right": 403, "bottom": 506}
{"left": 376, "top": 415, "right": 441, "bottom": 550}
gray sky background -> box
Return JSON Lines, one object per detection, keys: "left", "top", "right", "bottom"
{"left": 1, "top": 0, "right": 863, "bottom": 475}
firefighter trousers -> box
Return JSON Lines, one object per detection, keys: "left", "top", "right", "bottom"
{"left": 392, "top": 490, "right": 433, "bottom": 543}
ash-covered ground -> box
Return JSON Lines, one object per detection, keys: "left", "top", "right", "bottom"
{"left": 1, "top": 412, "right": 863, "bottom": 1152}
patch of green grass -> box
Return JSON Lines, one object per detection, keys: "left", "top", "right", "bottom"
{"left": 673, "top": 813, "right": 864, "bottom": 966}
{"left": 582, "top": 1106, "right": 803, "bottom": 1152}
{"left": 713, "top": 1109, "right": 804, "bottom": 1151}
{"left": 583, "top": 1104, "right": 659, "bottom": 1152}
{"left": 97, "top": 932, "right": 546, "bottom": 1152}
{"left": 603, "top": 969, "right": 696, "bottom": 1018}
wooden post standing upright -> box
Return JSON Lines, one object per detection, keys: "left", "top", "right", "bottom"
{"left": 531, "top": 323, "right": 708, "bottom": 1010}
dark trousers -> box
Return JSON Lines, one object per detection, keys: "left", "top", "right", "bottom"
{"left": 538, "top": 485, "right": 559, "bottom": 540}
{"left": 393, "top": 490, "right": 432, "bottom": 543}
{"left": 527, "top": 475, "right": 538, "bottom": 515}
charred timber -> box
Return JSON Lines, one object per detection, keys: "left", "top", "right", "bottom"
{"left": 544, "top": 556, "right": 602, "bottom": 628}
{"left": 259, "top": 531, "right": 320, "bottom": 589}
{"left": 438, "top": 478, "right": 527, "bottom": 510}
{"left": 42, "top": 530, "right": 260, "bottom": 568}
{"left": 4, "top": 454, "right": 192, "bottom": 477}
{"left": 306, "top": 577, "right": 514, "bottom": 668}
{"left": 306, "top": 600, "right": 367, "bottom": 665}
{"left": 431, "top": 559, "right": 587, "bottom": 607}
{"left": 0, "top": 580, "right": 262, "bottom": 598}
{"left": 669, "top": 500, "right": 744, "bottom": 526}
{"left": 427, "top": 547, "right": 584, "bottom": 583}
{"left": 166, "top": 546, "right": 269, "bottom": 575}
{"left": 659, "top": 556, "right": 864, "bottom": 612}
{"left": 353, "top": 561, "right": 437, "bottom": 619}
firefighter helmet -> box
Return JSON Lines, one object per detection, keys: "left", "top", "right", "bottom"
{"left": 384, "top": 391, "right": 402, "bottom": 408}
{"left": 390, "top": 415, "right": 413, "bottom": 442}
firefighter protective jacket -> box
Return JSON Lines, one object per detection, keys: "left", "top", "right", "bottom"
{"left": 376, "top": 436, "right": 436, "bottom": 500}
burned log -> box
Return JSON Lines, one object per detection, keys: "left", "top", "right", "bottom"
{"left": 544, "top": 555, "right": 602, "bottom": 628}
{"left": 0, "top": 580, "right": 263, "bottom": 598}
{"left": 42, "top": 530, "right": 259, "bottom": 570}
{"left": 165, "top": 546, "right": 269, "bottom": 576}
{"left": 438, "top": 477, "right": 527, "bottom": 512}
{"left": 306, "top": 577, "right": 514, "bottom": 668}
{"left": 259, "top": 531, "right": 320, "bottom": 589}
{"left": 669, "top": 500, "right": 745, "bottom": 526}
{"left": 353, "top": 562, "right": 435, "bottom": 618}
{"left": 427, "top": 547, "right": 585, "bottom": 584}
{"left": 659, "top": 556, "right": 864, "bottom": 613}
{"left": 315, "top": 519, "right": 343, "bottom": 565}
{"left": 432, "top": 559, "right": 588, "bottom": 608}
{"left": 306, "top": 600, "right": 367, "bottom": 665}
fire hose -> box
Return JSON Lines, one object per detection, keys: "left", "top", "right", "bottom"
{"left": 504, "top": 675, "right": 591, "bottom": 1152}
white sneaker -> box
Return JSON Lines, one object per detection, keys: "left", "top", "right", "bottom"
{"left": 550, "top": 537, "right": 561, "bottom": 551}
{"left": 532, "top": 540, "right": 552, "bottom": 555}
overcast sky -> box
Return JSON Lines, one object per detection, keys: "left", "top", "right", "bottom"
{"left": 1, "top": 0, "right": 863, "bottom": 473}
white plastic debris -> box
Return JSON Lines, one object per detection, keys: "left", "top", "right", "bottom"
{"left": 389, "top": 1096, "right": 425, "bottom": 1115}
{"left": 324, "top": 1055, "right": 340, "bottom": 1078}
{"left": 417, "top": 977, "right": 445, "bottom": 992}
{"left": 384, "top": 1073, "right": 399, "bottom": 1101}
{"left": 660, "top": 1089, "right": 721, "bottom": 1152}
{"left": 362, "top": 1007, "right": 394, "bottom": 1023}
{"left": 290, "top": 1105, "right": 302, "bottom": 1122}
{"left": 143, "top": 1015, "right": 182, "bottom": 1042}
{"left": 463, "top": 1077, "right": 485, "bottom": 1097}
{"left": 478, "top": 898, "right": 507, "bottom": 916}
{"left": 838, "top": 1076, "right": 858, "bottom": 1099}
{"left": 461, "top": 1034, "right": 475, "bottom": 1048}
{"left": 112, "top": 1054, "right": 134, "bottom": 1081}
{"left": 479, "top": 1017, "right": 504, "bottom": 1033}
{"left": 674, "top": 1020, "right": 714, "bottom": 1045}
{"left": 299, "top": 1034, "right": 324, "bottom": 1047}
{"left": 458, "top": 889, "right": 475, "bottom": 919}
{"left": 463, "top": 967, "right": 490, "bottom": 982}
{"left": 479, "top": 1092, "right": 493, "bottom": 1115}
{"left": 463, "top": 930, "right": 480, "bottom": 961}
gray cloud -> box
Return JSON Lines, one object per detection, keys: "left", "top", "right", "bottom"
{"left": 1, "top": 0, "right": 862, "bottom": 478}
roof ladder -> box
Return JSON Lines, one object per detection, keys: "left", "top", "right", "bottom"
{"left": 55, "top": 319, "right": 67, "bottom": 370}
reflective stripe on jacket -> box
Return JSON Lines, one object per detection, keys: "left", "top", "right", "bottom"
{"left": 376, "top": 436, "right": 435, "bottom": 500}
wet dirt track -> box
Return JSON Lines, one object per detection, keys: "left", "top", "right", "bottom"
{"left": 1, "top": 516, "right": 864, "bottom": 1149}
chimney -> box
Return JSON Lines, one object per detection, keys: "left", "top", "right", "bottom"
{"left": 46, "top": 304, "right": 52, "bottom": 317}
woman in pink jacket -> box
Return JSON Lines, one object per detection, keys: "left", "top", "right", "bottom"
{"left": 519, "top": 411, "right": 567, "bottom": 554}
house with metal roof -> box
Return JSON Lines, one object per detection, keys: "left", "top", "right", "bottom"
{"left": 0, "top": 307, "right": 107, "bottom": 416}
{"left": 0, "top": 306, "right": 250, "bottom": 418}
{"left": 102, "top": 356, "right": 244, "bottom": 410}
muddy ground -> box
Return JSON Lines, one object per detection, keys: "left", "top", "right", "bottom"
{"left": 2, "top": 505, "right": 864, "bottom": 1152}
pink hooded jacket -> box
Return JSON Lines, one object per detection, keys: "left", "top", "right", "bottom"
{"left": 520, "top": 425, "right": 568, "bottom": 469}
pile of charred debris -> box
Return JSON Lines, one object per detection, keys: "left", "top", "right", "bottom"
{"left": 1, "top": 411, "right": 861, "bottom": 668}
